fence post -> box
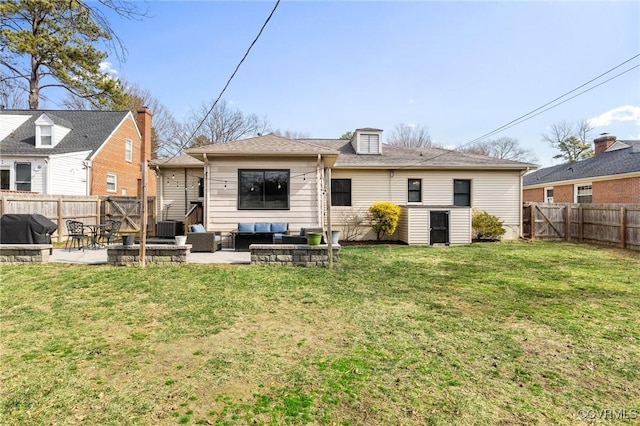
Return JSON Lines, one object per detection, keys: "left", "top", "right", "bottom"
{"left": 578, "top": 205, "right": 583, "bottom": 243}
{"left": 564, "top": 205, "right": 570, "bottom": 241}
{"left": 530, "top": 204, "right": 535, "bottom": 240}
{"left": 621, "top": 206, "right": 627, "bottom": 249}
{"left": 57, "top": 197, "right": 63, "bottom": 243}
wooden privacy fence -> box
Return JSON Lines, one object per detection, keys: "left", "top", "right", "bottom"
{"left": 0, "top": 192, "right": 156, "bottom": 242}
{"left": 523, "top": 203, "right": 640, "bottom": 251}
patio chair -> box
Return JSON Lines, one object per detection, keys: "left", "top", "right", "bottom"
{"left": 99, "top": 220, "right": 121, "bottom": 245}
{"left": 65, "top": 220, "right": 88, "bottom": 251}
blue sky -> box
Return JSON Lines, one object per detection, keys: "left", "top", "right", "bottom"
{"left": 69, "top": 2, "right": 640, "bottom": 165}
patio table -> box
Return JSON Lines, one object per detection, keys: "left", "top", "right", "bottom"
{"left": 83, "top": 223, "right": 106, "bottom": 250}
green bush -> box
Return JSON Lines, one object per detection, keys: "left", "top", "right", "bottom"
{"left": 368, "top": 201, "right": 402, "bottom": 240}
{"left": 472, "top": 209, "right": 506, "bottom": 241}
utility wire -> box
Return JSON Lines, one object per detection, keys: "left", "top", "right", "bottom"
{"left": 169, "top": 0, "right": 280, "bottom": 160}
{"left": 473, "top": 65, "right": 639, "bottom": 138}
{"left": 462, "top": 53, "right": 640, "bottom": 147}
{"left": 414, "top": 54, "right": 640, "bottom": 166}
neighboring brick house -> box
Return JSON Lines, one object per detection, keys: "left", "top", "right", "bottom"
{"left": 523, "top": 135, "right": 640, "bottom": 204}
{"left": 0, "top": 108, "right": 155, "bottom": 196}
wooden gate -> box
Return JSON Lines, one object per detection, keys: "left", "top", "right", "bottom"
{"left": 100, "top": 196, "right": 156, "bottom": 236}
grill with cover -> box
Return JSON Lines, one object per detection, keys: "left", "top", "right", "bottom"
{"left": 0, "top": 214, "right": 58, "bottom": 244}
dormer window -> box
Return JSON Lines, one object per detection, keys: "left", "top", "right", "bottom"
{"left": 351, "top": 128, "right": 383, "bottom": 155}
{"left": 34, "top": 113, "right": 71, "bottom": 148}
{"left": 35, "top": 114, "right": 55, "bottom": 148}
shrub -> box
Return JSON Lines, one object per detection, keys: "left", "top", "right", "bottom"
{"left": 338, "top": 207, "right": 367, "bottom": 241}
{"left": 368, "top": 201, "right": 402, "bottom": 240}
{"left": 472, "top": 209, "right": 506, "bottom": 241}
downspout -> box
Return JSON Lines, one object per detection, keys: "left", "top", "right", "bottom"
{"left": 44, "top": 158, "right": 50, "bottom": 194}
{"left": 184, "top": 168, "right": 188, "bottom": 216}
{"left": 203, "top": 153, "right": 209, "bottom": 229}
{"left": 83, "top": 160, "right": 92, "bottom": 195}
{"left": 315, "top": 154, "right": 322, "bottom": 226}
{"left": 156, "top": 166, "right": 163, "bottom": 221}
{"left": 519, "top": 167, "right": 529, "bottom": 238}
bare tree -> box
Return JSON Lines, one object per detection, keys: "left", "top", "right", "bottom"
{"left": 542, "top": 119, "right": 594, "bottom": 162}
{"left": 460, "top": 137, "right": 537, "bottom": 163}
{"left": 387, "top": 124, "right": 434, "bottom": 148}
{"left": 63, "top": 79, "right": 181, "bottom": 158}
{"left": 273, "top": 129, "right": 310, "bottom": 139}
{"left": 340, "top": 131, "right": 354, "bottom": 140}
{"left": 186, "top": 99, "right": 271, "bottom": 148}
{"left": 0, "top": 73, "right": 25, "bottom": 108}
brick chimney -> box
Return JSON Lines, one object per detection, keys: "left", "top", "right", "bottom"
{"left": 135, "top": 107, "right": 153, "bottom": 162}
{"left": 594, "top": 134, "right": 616, "bottom": 156}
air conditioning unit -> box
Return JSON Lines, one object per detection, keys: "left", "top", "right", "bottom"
{"left": 156, "top": 220, "right": 183, "bottom": 238}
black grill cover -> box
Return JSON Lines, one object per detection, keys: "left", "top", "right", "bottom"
{"left": 0, "top": 214, "right": 57, "bottom": 244}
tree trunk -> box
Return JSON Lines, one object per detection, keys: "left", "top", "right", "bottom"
{"left": 29, "top": 56, "right": 39, "bottom": 109}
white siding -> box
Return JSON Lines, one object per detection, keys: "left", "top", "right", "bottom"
{"left": 156, "top": 167, "right": 203, "bottom": 221}
{"left": 330, "top": 168, "right": 522, "bottom": 240}
{"left": 398, "top": 207, "right": 409, "bottom": 243}
{"left": 206, "top": 157, "right": 323, "bottom": 233}
{"left": 450, "top": 208, "right": 472, "bottom": 245}
{"left": 49, "top": 152, "right": 90, "bottom": 195}
{"left": 0, "top": 114, "right": 31, "bottom": 140}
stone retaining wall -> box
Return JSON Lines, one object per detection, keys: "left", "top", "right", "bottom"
{"left": 107, "top": 244, "right": 190, "bottom": 266}
{"left": 250, "top": 244, "right": 340, "bottom": 267}
{"left": 0, "top": 244, "right": 52, "bottom": 264}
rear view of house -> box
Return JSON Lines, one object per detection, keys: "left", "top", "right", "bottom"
{"left": 177, "top": 128, "right": 535, "bottom": 245}
{"left": 0, "top": 108, "right": 155, "bottom": 196}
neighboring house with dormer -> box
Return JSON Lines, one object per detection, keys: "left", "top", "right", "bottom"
{"left": 523, "top": 135, "right": 640, "bottom": 204}
{"left": 171, "top": 129, "right": 535, "bottom": 245}
{"left": 0, "top": 108, "right": 155, "bottom": 196}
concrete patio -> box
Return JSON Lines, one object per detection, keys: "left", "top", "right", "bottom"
{"left": 50, "top": 247, "right": 251, "bottom": 265}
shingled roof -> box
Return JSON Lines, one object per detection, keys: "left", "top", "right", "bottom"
{"left": 186, "top": 133, "right": 339, "bottom": 156}
{"left": 302, "top": 139, "right": 535, "bottom": 169}
{"left": 0, "top": 109, "right": 131, "bottom": 159}
{"left": 523, "top": 140, "right": 640, "bottom": 187}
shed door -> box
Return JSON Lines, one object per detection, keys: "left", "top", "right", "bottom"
{"left": 430, "top": 211, "right": 449, "bottom": 245}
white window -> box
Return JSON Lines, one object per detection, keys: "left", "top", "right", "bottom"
{"left": 106, "top": 173, "right": 117, "bottom": 192}
{"left": 125, "top": 139, "right": 133, "bottom": 162}
{"left": 575, "top": 184, "right": 592, "bottom": 204}
{"left": 40, "top": 125, "right": 52, "bottom": 146}
{"left": 544, "top": 187, "right": 554, "bottom": 203}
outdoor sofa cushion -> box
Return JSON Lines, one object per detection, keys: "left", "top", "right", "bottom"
{"left": 238, "top": 222, "right": 255, "bottom": 232}
{"left": 255, "top": 222, "right": 271, "bottom": 232}
{"left": 190, "top": 223, "right": 207, "bottom": 233}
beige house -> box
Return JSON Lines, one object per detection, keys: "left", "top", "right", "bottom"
{"left": 158, "top": 129, "right": 534, "bottom": 245}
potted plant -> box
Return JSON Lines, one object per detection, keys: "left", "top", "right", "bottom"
{"left": 306, "top": 231, "right": 322, "bottom": 246}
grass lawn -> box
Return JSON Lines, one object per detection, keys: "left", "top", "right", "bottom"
{"left": 1, "top": 241, "right": 639, "bottom": 425}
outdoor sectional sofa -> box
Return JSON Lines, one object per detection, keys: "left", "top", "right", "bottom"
{"left": 232, "top": 222, "right": 289, "bottom": 251}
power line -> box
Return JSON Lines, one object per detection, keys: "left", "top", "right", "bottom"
{"left": 169, "top": 0, "right": 280, "bottom": 159}
{"left": 461, "top": 53, "right": 640, "bottom": 147}
{"left": 476, "top": 65, "right": 639, "bottom": 138}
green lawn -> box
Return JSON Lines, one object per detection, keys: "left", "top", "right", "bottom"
{"left": 1, "top": 242, "right": 639, "bottom": 425}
